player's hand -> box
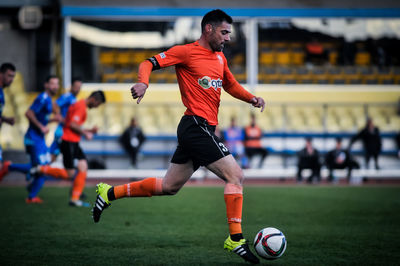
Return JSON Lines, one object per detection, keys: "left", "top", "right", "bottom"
{"left": 84, "top": 131, "right": 94, "bottom": 140}
{"left": 8, "top": 117, "right": 15, "bottom": 125}
{"left": 91, "top": 126, "right": 98, "bottom": 134}
{"left": 251, "top": 97, "right": 265, "bottom": 112}
{"left": 130, "top": 83, "right": 148, "bottom": 104}
{"left": 53, "top": 113, "right": 63, "bottom": 123}
{"left": 40, "top": 125, "right": 49, "bottom": 134}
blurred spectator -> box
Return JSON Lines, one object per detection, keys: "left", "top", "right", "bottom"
{"left": 119, "top": 117, "right": 146, "bottom": 168}
{"left": 223, "top": 117, "right": 247, "bottom": 168}
{"left": 297, "top": 138, "right": 321, "bottom": 183}
{"left": 349, "top": 117, "right": 382, "bottom": 169}
{"left": 305, "top": 38, "right": 327, "bottom": 65}
{"left": 325, "top": 138, "right": 360, "bottom": 183}
{"left": 214, "top": 126, "right": 224, "bottom": 142}
{"left": 244, "top": 113, "right": 268, "bottom": 168}
{"left": 338, "top": 40, "right": 356, "bottom": 65}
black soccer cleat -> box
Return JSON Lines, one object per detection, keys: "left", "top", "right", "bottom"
{"left": 224, "top": 236, "right": 260, "bottom": 264}
{"left": 91, "top": 183, "right": 112, "bottom": 223}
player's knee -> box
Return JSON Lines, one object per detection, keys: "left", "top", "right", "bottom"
{"left": 227, "top": 170, "right": 244, "bottom": 185}
{"left": 77, "top": 160, "right": 88, "bottom": 172}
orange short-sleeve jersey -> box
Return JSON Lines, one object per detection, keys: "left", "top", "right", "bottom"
{"left": 62, "top": 99, "right": 87, "bottom": 143}
{"left": 153, "top": 41, "right": 246, "bottom": 125}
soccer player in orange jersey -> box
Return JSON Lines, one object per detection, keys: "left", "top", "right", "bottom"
{"left": 92, "top": 10, "right": 265, "bottom": 264}
{"left": 33, "top": 90, "right": 106, "bottom": 207}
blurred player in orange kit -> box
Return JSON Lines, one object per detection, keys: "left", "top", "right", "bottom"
{"left": 32, "top": 90, "right": 106, "bottom": 207}
{"left": 92, "top": 10, "right": 265, "bottom": 264}
{"left": 244, "top": 113, "right": 268, "bottom": 168}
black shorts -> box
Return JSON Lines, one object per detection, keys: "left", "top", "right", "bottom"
{"left": 60, "top": 140, "right": 86, "bottom": 169}
{"left": 171, "top": 115, "right": 230, "bottom": 171}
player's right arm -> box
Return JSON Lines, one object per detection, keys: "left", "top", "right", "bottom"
{"left": 130, "top": 45, "right": 188, "bottom": 104}
{"left": 25, "top": 109, "right": 48, "bottom": 134}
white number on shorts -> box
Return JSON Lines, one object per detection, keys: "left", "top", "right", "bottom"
{"left": 219, "top": 142, "right": 228, "bottom": 152}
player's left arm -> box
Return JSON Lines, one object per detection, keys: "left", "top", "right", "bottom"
{"left": 223, "top": 64, "right": 265, "bottom": 112}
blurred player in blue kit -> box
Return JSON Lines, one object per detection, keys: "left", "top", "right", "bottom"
{"left": 0, "top": 63, "right": 16, "bottom": 180}
{"left": 23, "top": 75, "right": 62, "bottom": 203}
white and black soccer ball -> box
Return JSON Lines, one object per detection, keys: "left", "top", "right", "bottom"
{"left": 253, "top": 227, "right": 287, "bottom": 260}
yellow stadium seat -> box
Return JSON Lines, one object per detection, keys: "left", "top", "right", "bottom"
{"left": 99, "top": 50, "right": 115, "bottom": 65}
{"left": 259, "top": 50, "right": 275, "bottom": 66}
{"left": 275, "top": 49, "right": 291, "bottom": 65}
{"left": 355, "top": 52, "right": 371, "bottom": 66}
{"left": 115, "top": 50, "right": 132, "bottom": 66}
{"left": 328, "top": 51, "right": 339, "bottom": 65}
{"left": 291, "top": 50, "right": 305, "bottom": 66}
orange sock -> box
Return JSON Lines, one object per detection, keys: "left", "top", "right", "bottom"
{"left": 71, "top": 171, "right": 87, "bottom": 201}
{"left": 224, "top": 183, "right": 243, "bottom": 235}
{"left": 40, "top": 165, "right": 69, "bottom": 179}
{"left": 114, "top": 177, "right": 163, "bottom": 199}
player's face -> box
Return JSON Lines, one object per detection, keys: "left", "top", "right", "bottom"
{"left": 88, "top": 99, "right": 103, "bottom": 109}
{"left": 70, "top": 81, "right": 82, "bottom": 96}
{"left": 46, "top": 78, "right": 60, "bottom": 96}
{"left": 209, "top": 21, "right": 231, "bottom": 52}
{"left": 2, "top": 69, "right": 16, "bottom": 87}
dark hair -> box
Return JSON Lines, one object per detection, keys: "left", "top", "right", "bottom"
{"left": 89, "top": 90, "right": 106, "bottom": 103}
{"left": 0, "top": 63, "right": 16, "bottom": 73}
{"left": 45, "top": 75, "right": 59, "bottom": 83}
{"left": 72, "top": 77, "right": 82, "bottom": 84}
{"left": 201, "top": 9, "right": 233, "bottom": 32}
{"left": 335, "top": 137, "right": 342, "bottom": 143}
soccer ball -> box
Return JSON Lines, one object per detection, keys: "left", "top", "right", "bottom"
{"left": 253, "top": 227, "right": 287, "bottom": 260}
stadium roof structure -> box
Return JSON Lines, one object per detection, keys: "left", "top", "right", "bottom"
{"left": 61, "top": 7, "right": 400, "bottom": 19}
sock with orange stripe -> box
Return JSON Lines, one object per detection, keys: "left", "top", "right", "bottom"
{"left": 224, "top": 183, "right": 244, "bottom": 241}
{"left": 71, "top": 171, "right": 87, "bottom": 201}
{"left": 108, "top": 177, "right": 163, "bottom": 200}
{"left": 40, "top": 165, "right": 69, "bottom": 179}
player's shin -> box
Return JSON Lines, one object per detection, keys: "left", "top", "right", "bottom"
{"left": 71, "top": 171, "right": 87, "bottom": 201}
{"left": 40, "top": 165, "right": 69, "bottom": 179}
{"left": 224, "top": 183, "right": 244, "bottom": 241}
{"left": 110, "top": 177, "right": 163, "bottom": 200}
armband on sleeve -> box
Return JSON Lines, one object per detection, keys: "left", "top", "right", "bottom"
{"left": 147, "top": 56, "right": 160, "bottom": 70}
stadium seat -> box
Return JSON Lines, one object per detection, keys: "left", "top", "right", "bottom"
{"left": 259, "top": 48, "right": 275, "bottom": 66}
{"left": 99, "top": 50, "right": 115, "bottom": 65}
{"left": 115, "top": 50, "right": 132, "bottom": 66}
{"left": 275, "top": 48, "right": 291, "bottom": 65}
{"left": 355, "top": 51, "right": 371, "bottom": 66}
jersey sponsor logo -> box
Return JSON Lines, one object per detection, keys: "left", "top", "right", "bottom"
{"left": 159, "top": 52, "right": 166, "bottom": 59}
{"left": 198, "top": 76, "right": 222, "bottom": 91}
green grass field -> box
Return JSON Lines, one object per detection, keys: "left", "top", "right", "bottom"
{"left": 0, "top": 185, "right": 399, "bottom": 265}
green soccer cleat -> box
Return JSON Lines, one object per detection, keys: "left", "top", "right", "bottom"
{"left": 224, "top": 236, "right": 260, "bottom": 264}
{"left": 92, "top": 183, "right": 112, "bottom": 223}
